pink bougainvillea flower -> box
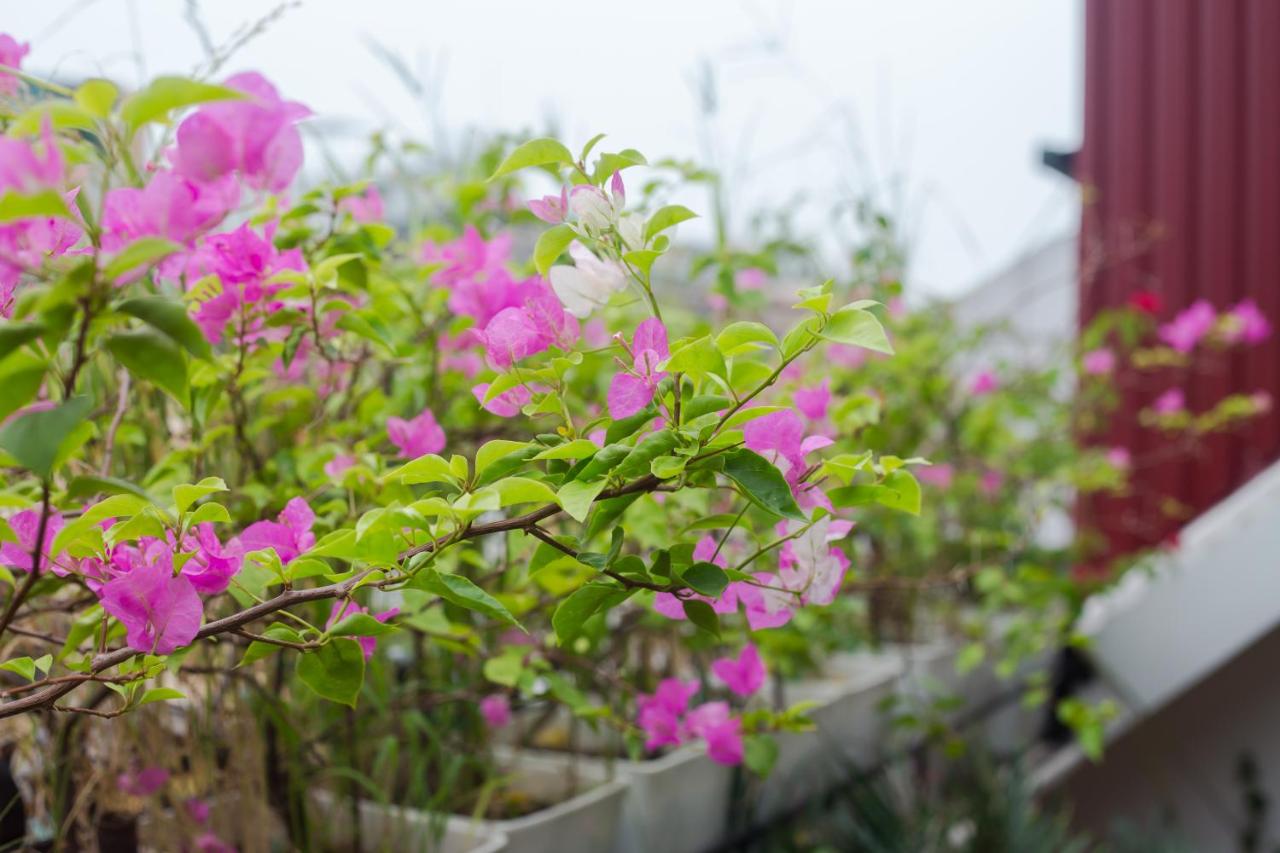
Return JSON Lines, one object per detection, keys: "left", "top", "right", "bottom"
{"left": 636, "top": 678, "right": 699, "bottom": 751}
{"left": 0, "top": 508, "right": 63, "bottom": 574}
{"left": 99, "top": 541, "right": 203, "bottom": 654}
{"left": 528, "top": 186, "right": 569, "bottom": 224}
{"left": 737, "top": 572, "right": 795, "bottom": 631}
{"left": 1106, "top": 447, "right": 1132, "bottom": 470}
{"left": 117, "top": 766, "right": 170, "bottom": 797}
{"left": 239, "top": 497, "right": 316, "bottom": 564}
{"left": 326, "top": 600, "right": 398, "bottom": 660}
{"left": 711, "top": 643, "right": 767, "bottom": 697}
{"left": 186, "top": 222, "right": 306, "bottom": 343}
{"left": 174, "top": 72, "right": 310, "bottom": 192}
{"left": 794, "top": 380, "right": 831, "bottom": 421}
{"left": 472, "top": 382, "right": 533, "bottom": 418}
{"left": 480, "top": 694, "right": 512, "bottom": 728}
{"left": 684, "top": 701, "right": 744, "bottom": 766}
{"left": 186, "top": 798, "right": 212, "bottom": 824}
{"left": 742, "top": 408, "right": 819, "bottom": 487}
{"left": 179, "top": 523, "right": 242, "bottom": 595}
{"left": 1223, "top": 299, "right": 1271, "bottom": 345}
{"left": 1158, "top": 300, "right": 1215, "bottom": 353}
{"left": 735, "top": 267, "right": 768, "bottom": 291}
{"left": 195, "top": 833, "right": 237, "bottom": 853}
{"left": 916, "top": 463, "right": 954, "bottom": 489}
{"left": 338, "top": 185, "right": 384, "bottom": 223}
{"left": 102, "top": 169, "right": 238, "bottom": 253}
{"left": 325, "top": 454, "right": 356, "bottom": 479}
{"left": 970, "top": 370, "right": 999, "bottom": 396}
{"left": 608, "top": 318, "right": 669, "bottom": 419}
{"left": 549, "top": 242, "right": 628, "bottom": 318}
{"left": 387, "top": 407, "right": 446, "bottom": 458}
{"left": 0, "top": 34, "right": 30, "bottom": 96}
{"left": 1081, "top": 348, "right": 1115, "bottom": 376}
{"left": 979, "top": 469, "right": 1004, "bottom": 496}
{"left": 1152, "top": 388, "right": 1186, "bottom": 415}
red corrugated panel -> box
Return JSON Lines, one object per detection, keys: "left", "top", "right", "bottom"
{"left": 1079, "top": 0, "right": 1280, "bottom": 560}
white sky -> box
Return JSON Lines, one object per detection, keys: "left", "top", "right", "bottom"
{"left": 8, "top": 0, "right": 1082, "bottom": 297}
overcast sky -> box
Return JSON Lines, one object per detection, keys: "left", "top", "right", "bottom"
{"left": 9, "top": 0, "right": 1082, "bottom": 297}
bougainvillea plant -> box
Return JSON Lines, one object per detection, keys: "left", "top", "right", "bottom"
{"left": 0, "top": 35, "right": 919, "bottom": 803}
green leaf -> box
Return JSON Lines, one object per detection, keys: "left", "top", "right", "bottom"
{"left": 494, "top": 477, "right": 560, "bottom": 507}
{"left": 104, "top": 238, "right": 183, "bottom": 282}
{"left": 296, "top": 639, "right": 366, "bottom": 707}
{"left": 0, "top": 322, "right": 44, "bottom": 363}
{"left": 237, "top": 625, "right": 303, "bottom": 667}
{"left": 722, "top": 449, "right": 805, "bottom": 520}
{"left": 553, "top": 582, "right": 630, "bottom": 644}
{"left": 743, "top": 734, "right": 780, "bottom": 777}
{"left": 614, "top": 431, "right": 680, "bottom": 480}
{"left": 186, "top": 502, "right": 230, "bottom": 526}
{"left": 682, "top": 561, "right": 729, "bottom": 597}
{"left": 173, "top": 477, "right": 227, "bottom": 514}
{"left": 534, "top": 224, "right": 576, "bottom": 276}
{"left": 829, "top": 470, "right": 921, "bottom": 516}
{"left": 476, "top": 440, "right": 531, "bottom": 477}
{"left": 64, "top": 476, "right": 152, "bottom": 503}
{"left": 490, "top": 137, "right": 573, "bottom": 179}
{"left": 956, "top": 643, "right": 986, "bottom": 675}
{"left": 138, "top": 687, "right": 185, "bottom": 705}
{"left": 533, "top": 439, "right": 599, "bottom": 461}
{"left": 0, "top": 396, "right": 92, "bottom": 479}
{"left": 822, "top": 307, "right": 893, "bottom": 355}
{"left": 74, "top": 78, "right": 118, "bottom": 117}
{"left": 105, "top": 329, "right": 188, "bottom": 402}
{"left": 663, "top": 335, "right": 727, "bottom": 382}
{"left": 0, "top": 657, "right": 36, "bottom": 681}
{"left": 557, "top": 478, "right": 608, "bottom": 523}
{"left": 0, "top": 189, "right": 71, "bottom": 224}
{"left": 384, "top": 454, "right": 459, "bottom": 487}
{"left": 715, "top": 321, "right": 778, "bottom": 356}
{"left": 116, "top": 295, "right": 212, "bottom": 359}
{"left": 643, "top": 205, "right": 698, "bottom": 243}
{"left": 120, "top": 76, "right": 243, "bottom": 133}
{"left": 329, "top": 612, "right": 398, "bottom": 638}
{"left": 682, "top": 599, "right": 720, "bottom": 637}
{"left": 53, "top": 493, "right": 152, "bottom": 554}
{"left": 415, "top": 569, "right": 522, "bottom": 629}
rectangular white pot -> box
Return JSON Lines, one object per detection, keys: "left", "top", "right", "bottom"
{"left": 311, "top": 790, "right": 508, "bottom": 853}
{"left": 752, "top": 650, "right": 904, "bottom": 821}
{"left": 575, "top": 744, "right": 734, "bottom": 853}
{"left": 484, "top": 748, "right": 628, "bottom": 853}
{"left": 312, "top": 748, "right": 626, "bottom": 853}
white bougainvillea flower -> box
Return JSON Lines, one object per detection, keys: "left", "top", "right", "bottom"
{"left": 779, "top": 517, "right": 851, "bottom": 606}
{"left": 549, "top": 242, "right": 628, "bottom": 318}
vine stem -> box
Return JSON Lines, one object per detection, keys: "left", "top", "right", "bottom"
{"left": 0, "top": 482, "right": 52, "bottom": 645}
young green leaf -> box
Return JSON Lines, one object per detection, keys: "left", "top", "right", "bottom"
{"left": 490, "top": 138, "right": 573, "bottom": 179}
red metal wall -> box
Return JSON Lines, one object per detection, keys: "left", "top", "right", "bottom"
{"left": 1079, "top": 0, "right": 1280, "bottom": 558}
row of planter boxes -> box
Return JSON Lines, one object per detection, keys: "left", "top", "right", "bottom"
{"left": 321, "top": 642, "right": 1045, "bottom": 853}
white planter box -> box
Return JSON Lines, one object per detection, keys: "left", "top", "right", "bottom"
{"left": 484, "top": 748, "right": 628, "bottom": 853}
{"left": 752, "top": 650, "right": 904, "bottom": 820}
{"left": 311, "top": 791, "right": 507, "bottom": 853}
{"left": 312, "top": 748, "right": 625, "bottom": 853}
{"left": 575, "top": 744, "right": 734, "bottom": 853}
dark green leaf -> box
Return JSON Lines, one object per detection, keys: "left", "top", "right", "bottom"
{"left": 682, "top": 599, "right": 720, "bottom": 637}
{"left": 116, "top": 295, "right": 212, "bottom": 359}
{"left": 682, "top": 561, "right": 729, "bottom": 597}
{"left": 105, "top": 329, "right": 188, "bottom": 402}
{"left": 722, "top": 449, "right": 805, "bottom": 520}
{"left": 0, "top": 396, "right": 92, "bottom": 479}
{"left": 0, "top": 322, "right": 44, "bottom": 363}
{"left": 414, "top": 569, "right": 522, "bottom": 630}
{"left": 553, "top": 582, "right": 630, "bottom": 643}
{"left": 296, "top": 639, "right": 365, "bottom": 706}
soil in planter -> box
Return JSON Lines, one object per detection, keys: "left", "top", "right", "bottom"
{"left": 451, "top": 788, "right": 565, "bottom": 821}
